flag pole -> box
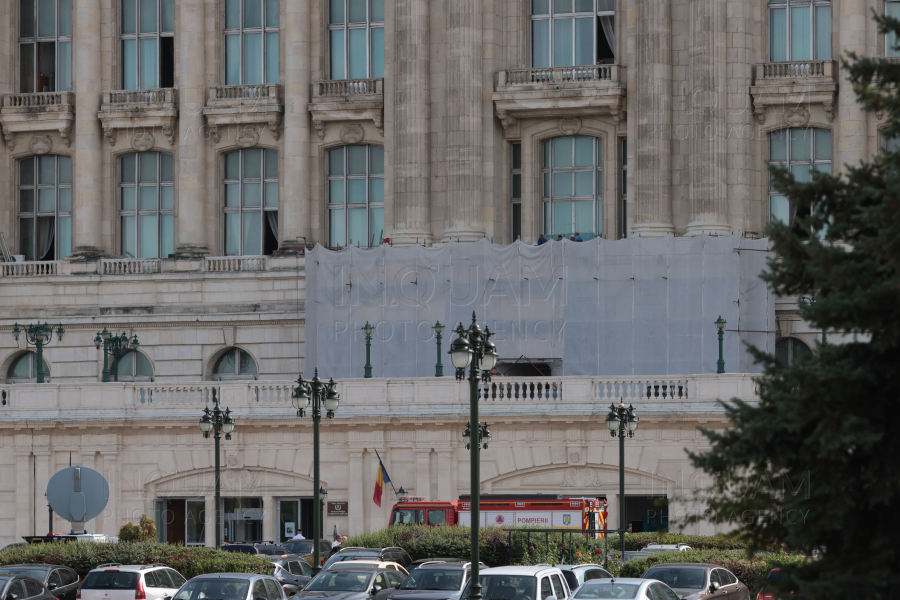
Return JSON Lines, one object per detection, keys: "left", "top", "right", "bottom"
{"left": 375, "top": 449, "right": 399, "bottom": 496}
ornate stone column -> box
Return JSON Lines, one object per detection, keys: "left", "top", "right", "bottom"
{"left": 390, "top": 0, "right": 433, "bottom": 246}
{"left": 631, "top": 0, "right": 675, "bottom": 237}
{"left": 684, "top": 0, "right": 730, "bottom": 235}
{"left": 71, "top": 0, "right": 105, "bottom": 257}
{"left": 175, "top": 0, "right": 210, "bottom": 256}
{"left": 440, "top": 0, "right": 485, "bottom": 243}
{"left": 837, "top": 0, "right": 869, "bottom": 172}
{"left": 347, "top": 450, "right": 364, "bottom": 535}
{"left": 279, "top": 0, "right": 311, "bottom": 251}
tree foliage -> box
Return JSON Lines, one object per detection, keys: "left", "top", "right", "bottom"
{"left": 686, "top": 11, "right": 900, "bottom": 600}
{"left": 118, "top": 514, "right": 157, "bottom": 542}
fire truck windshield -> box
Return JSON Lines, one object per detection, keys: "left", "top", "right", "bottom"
{"left": 391, "top": 508, "right": 424, "bottom": 525}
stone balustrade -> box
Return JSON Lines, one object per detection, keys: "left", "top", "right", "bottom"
{"left": 204, "top": 256, "right": 267, "bottom": 272}
{"left": 0, "top": 91, "right": 76, "bottom": 149}
{"left": 100, "top": 258, "right": 163, "bottom": 275}
{"left": 755, "top": 60, "right": 834, "bottom": 81}
{"left": 750, "top": 60, "right": 837, "bottom": 124}
{"left": 208, "top": 84, "right": 282, "bottom": 103}
{"left": 309, "top": 79, "right": 385, "bottom": 138}
{"left": 0, "top": 374, "right": 759, "bottom": 422}
{"left": 203, "top": 84, "right": 284, "bottom": 142}
{"left": 314, "top": 79, "right": 382, "bottom": 97}
{"left": 0, "top": 261, "right": 58, "bottom": 278}
{"left": 103, "top": 88, "right": 177, "bottom": 106}
{"left": 499, "top": 65, "right": 622, "bottom": 86}
{"left": 98, "top": 88, "right": 179, "bottom": 146}
{"left": 2, "top": 91, "right": 74, "bottom": 109}
{"left": 0, "top": 255, "right": 295, "bottom": 278}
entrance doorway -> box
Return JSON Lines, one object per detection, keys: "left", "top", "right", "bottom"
{"left": 154, "top": 498, "right": 206, "bottom": 545}
{"left": 277, "top": 498, "right": 314, "bottom": 543}
{"left": 624, "top": 495, "right": 668, "bottom": 533}
{"left": 223, "top": 498, "right": 263, "bottom": 543}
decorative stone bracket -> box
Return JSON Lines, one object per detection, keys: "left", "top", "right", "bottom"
{"left": 204, "top": 84, "right": 285, "bottom": 145}
{"left": 0, "top": 92, "right": 76, "bottom": 150}
{"left": 310, "top": 78, "right": 385, "bottom": 139}
{"left": 750, "top": 60, "right": 837, "bottom": 125}
{"left": 98, "top": 88, "right": 179, "bottom": 147}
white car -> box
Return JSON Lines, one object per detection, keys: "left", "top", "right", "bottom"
{"left": 464, "top": 566, "right": 571, "bottom": 600}
{"left": 639, "top": 545, "right": 692, "bottom": 554}
{"left": 78, "top": 564, "right": 187, "bottom": 600}
{"left": 569, "top": 577, "right": 679, "bottom": 600}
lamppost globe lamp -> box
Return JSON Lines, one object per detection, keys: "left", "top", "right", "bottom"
{"left": 479, "top": 339, "right": 498, "bottom": 371}
{"left": 362, "top": 322, "right": 375, "bottom": 378}
{"left": 606, "top": 408, "right": 620, "bottom": 433}
{"left": 199, "top": 413, "right": 213, "bottom": 434}
{"left": 324, "top": 385, "right": 340, "bottom": 414}
{"left": 449, "top": 336, "right": 473, "bottom": 369}
{"left": 462, "top": 424, "right": 472, "bottom": 448}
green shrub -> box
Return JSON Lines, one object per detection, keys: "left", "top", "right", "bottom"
{"left": 0, "top": 541, "right": 272, "bottom": 579}
{"left": 118, "top": 514, "right": 157, "bottom": 543}
{"left": 618, "top": 549, "right": 807, "bottom": 598}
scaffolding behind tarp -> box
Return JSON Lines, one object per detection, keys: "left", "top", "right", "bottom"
{"left": 305, "top": 235, "right": 774, "bottom": 378}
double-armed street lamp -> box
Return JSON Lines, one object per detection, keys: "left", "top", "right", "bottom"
{"left": 199, "top": 391, "right": 235, "bottom": 548}
{"left": 12, "top": 322, "right": 64, "bottom": 383}
{"left": 362, "top": 322, "right": 374, "bottom": 378}
{"left": 449, "top": 312, "right": 499, "bottom": 600}
{"left": 463, "top": 422, "right": 491, "bottom": 450}
{"left": 94, "top": 328, "right": 140, "bottom": 382}
{"left": 606, "top": 401, "right": 638, "bottom": 560}
{"left": 715, "top": 316, "right": 726, "bottom": 374}
{"left": 292, "top": 369, "right": 340, "bottom": 574}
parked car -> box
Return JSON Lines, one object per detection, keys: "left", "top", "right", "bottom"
{"left": 168, "top": 573, "right": 288, "bottom": 600}
{"left": 755, "top": 568, "right": 801, "bottom": 600}
{"left": 0, "top": 565, "right": 80, "bottom": 600}
{"left": 621, "top": 552, "right": 651, "bottom": 563}
{"left": 388, "top": 561, "right": 483, "bottom": 600}
{"left": 222, "top": 543, "right": 291, "bottom": 557}
{"left": 555, "top": 565, "right": 613, "bottom": 591}
{"left": 323, "top": 549, "right": 413, "bottom": 571}
{"left": 642, "top": 563, "right": 750, "bottom": 600}
{"left": 295, "top": 568, "right": 404, "bottom": 600}
{"left": 329, "top": 562, "right": 409, "bottom": 576}
{"left": 640, "top": 544, "right": 693, "bottom": 554}
{"left": 282, "top": 540, "right": 334, "bottom": 558}
{"left": 406, "top": 560, "right": 467, "bottom": 575}
{"left": 78, "top": 564, "right": 187, "bottom": 600}
{"left": 462, "top": 566, "right": 572, "bottom": 600}
{"left": 269, "top": 556, "right": 312, "bottom": 596}
{"left": 0, "top": 574, "right": 56, "bottom": 600}
{"left": 0, "top": 544, "right": 26, "bottom": 553}
{"left": 570, "top": 577, "right": 680, "bottom": 600}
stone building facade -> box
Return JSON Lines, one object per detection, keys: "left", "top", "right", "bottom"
{"left": 0, "top": 0, "right": 887, "bottom": 545}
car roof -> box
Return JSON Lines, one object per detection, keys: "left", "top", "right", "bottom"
{"left": 192, "top": 573, "right": 273, "bottom": 579}
{"left": 481, "top": 566, "right": 563, "bottom": 577}
{"left": 643, "top": 563, "right": 717, "bottom": 569}
{"left": 416, "top": 563, "right": 467, "bottom": 570}
{"left": 583, "top": 578, "right": 647, "bottom": 585}
{"left": 557, "top": 565, "right": 606, "bottom": 571}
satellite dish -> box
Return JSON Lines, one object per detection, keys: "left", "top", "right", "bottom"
{"left": 47, "top": 466, "right": 109, "bottom": 534}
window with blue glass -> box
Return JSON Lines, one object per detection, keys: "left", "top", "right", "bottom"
{"left": 328, "top": 145, "right": 384, "bottom": 248}
{"left": 328, "top": 0, "right": 384, "bottom": 80}
{"left": 542, "top": 137, "right": 602, "bottom": 240}
{"left": 18, "top": 155, "right": 72, "bottom": 261}
{"left": 120, "top": 152, "right": 175, "bottom": 258}
{"left": 19, "top": 0, "right": 72, "bottom": 92}
{"left": 223, "top": 149, "right": 279, "bottom": 256}
{"left": 768, "top": 0, "right": 831, "bottom": 62}
{"left": 225, "top": 0, "right": 279, "bottom": 85}
{"left": 887, "top": 1, "right": 900, "bottom": 57}
{"left": 121, "top": 0, "right": 174, "bottom": 89}
{"left": 531, "top": 0, "right": 615, "bottom": 68}
{"left": 768, "top": 128, "right": 831, "bottom": 228}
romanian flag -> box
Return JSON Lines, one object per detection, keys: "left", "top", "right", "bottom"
{"left": 373, "top": 450, "right": 391, "bottom": 507}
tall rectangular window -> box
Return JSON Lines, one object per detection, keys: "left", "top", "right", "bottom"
{"left": 120, "top": 152, "right": 175, "bottom": 258}
{"left": 223, "top": 149, "right": 279, "bottom": 256}
{"left": 225, "top": 0, "right": 279, "bottom": 85}
{"left": 531, "top": 0, "right": 615, "bottom": 68}
{"left": 19, "top": 0, "right": 72, "bottom": 93}
{"left": 511, "top": 143, "right": 522, "bottom": 242}
{"left": 328, "top": 0, "right": 384, "bottom": 79}
{"left": 768, "top": 0, "right": 831, "bottom": 62}
{"left": 887, "top": 1, "right": 900, "bottom": 57}
{"left": 620, "top": 137, "right": 627, "bottom": 239}
{"left": 768, "top": 128, "right": 831, "bottom": 235}
{"left": 121, "top": 0, "right": 175, "bottom": 89}
{"left": 542, "top": 136, "right": 602, "bottom": 240}
{"left": 18, "top": 155, "right": 72, "bottom": 260}
{"left": 328, "top": 145, "right": 384, "bottom": 248}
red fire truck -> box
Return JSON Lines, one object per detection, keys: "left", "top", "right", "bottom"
{"left": 389, "top": 496, "right": 607, "bottom": 533}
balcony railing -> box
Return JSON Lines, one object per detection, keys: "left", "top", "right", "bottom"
{"left": 0, "top": 255, "right": 302, "bottom": 278}
{"left": 205, "top": 256, "right": 267, "bottom": 272}
{"left": 315, "top": 79, "right": 382, "bottom": 97}
{"left": 208, "top": 84, "right": 281, "bottom": 103}
{"left": 499, "top": 65, "right": 621, "bottom": 86}
{"left": 100, "top": 258, "right": 163, "bottom": 275}
{"left": 756, "top": 60, "right": 834, "bottom": 80}
{"left": 2, "top": 91, "right": 74, "bottom": 109}
{"left": 104, "top": 88, "right": 177, "bottom": 106}
{"left": 0, "top": 261, "right": 57, "bottom": 277}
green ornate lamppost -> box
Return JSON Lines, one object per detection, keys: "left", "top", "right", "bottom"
{"left": 715, "top": 316, "right": 726, "bottom": 374}
{"left": 94, "top": 328, "right": 140, "bottom": 382}
{"left": 12, "top": 322, "right": 64, "bottom": 383}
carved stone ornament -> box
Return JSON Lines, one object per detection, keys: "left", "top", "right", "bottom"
{"left": 373, "top": 112, "right": 384, "bottom": 136}
{"left": 3, "top": 132, "right": 15, "bottom": 151}
{"left": 209, "top": 124, "right": 221, "bottom": 144}
{"left": 314, "top": 120, "right": 326, "bottom": 140}
{"left": 238, "top": 126, "right": 261, "bottom": 148}
{"left": 162, "top": 123, "right": 176, "bottom": 146}
{"left": 784, "top": 106, "right": 810, "bottom": 128}
{"left": 754, "top": 104, "right": 766, "bottom": 124}
{"left": 29, "top": 136, "right": 52, "bottom": 155}
{"left": 267, "top": 116, "right": 283, "bottom": 140}
{"left": 103, "top": 127, "right": 117, "bottom": 146}
{"left": 340, "top": 124, "right": 365, "bottom": 144}
{"left": 132, "top": 131, "right": 155, "bottom": 151}
{"left": 569, "top": 451, "right": 580, "bottom": 464}
{"left": 561, "top": 466, "right": 601, "bottom": 488}
{"left": 823, "top": 100, "right": 835, "bottom": 123}
{"left": 60, "top": 123, "right": 73, "bottom": 147}
{"left": 558, "top": 118, "right": 582, "bottom": 135}
{"left": 497, "top": 110, "right": 518, "bottom": 131}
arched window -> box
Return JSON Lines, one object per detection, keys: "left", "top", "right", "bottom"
{"left": 224, "top": 149, "right": 279, "bottom": 256}
{"left": 19, "top": 0, "right": 72, "bottom": 93}
{"left": 327, "top": 145, "right": 384, "bottom": 248}
{"left": 328, "top": 0, "right": 384, "bottom": 80}
{"left": 18, "top": 155, "right": 72, "bottom": 260}
{"left": 768, "top": 128, "right": 831, "bottom": 226}
{"left": 114, "top": 350, "right": 154, "bottom": 382}
{"left": 225, "top": 0, "right": 279, "bottom": 85}
{"left": 531, "top": 0, "right": 615, "bottom": 68}
{"left": 768, "top": 0, "right": 830, "bottom": 62}
{"left": 542, "top": 136, "right": 602, "bottom": 240}
{"left": 775, "top": 337, "right": 812, "bottom": 366}
{"left": 7, "top": 353, "right": 50, "bottom": 383}
{"left": 213, "top": 348, "right": 258, "bottom": 380}
{"left": 120, "top": 152, "right": 175, "bottom": 258}
{"left": 120, "top": 0, "right": 175, "bottom": 89}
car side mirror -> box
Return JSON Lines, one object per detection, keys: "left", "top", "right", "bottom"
{"left": 394, "top": 583, "right": 401, "bottom": 589}
{"left": 163, "top": 596, "right": 172, "bottom": 600}
{"left": 47, "top": 584, "right": 58, "bottom": 591}
{"left": 257, "top": 596, "right": 269, "bottom": 600}
{"left": 372, "top": 585, "right": 383, "bottom": 594}
{"left": 709, "top": 582, "right": 720, "bottom": 593}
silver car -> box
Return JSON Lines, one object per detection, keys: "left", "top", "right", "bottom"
{"left": 168, "top": 573, "right": 288, "bottom": 600}
{"left": 569, "top": 578, "right": 679, "bottom": 600}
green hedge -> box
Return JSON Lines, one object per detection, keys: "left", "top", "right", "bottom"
{"left": 0, "top": 541, "right": 273, "bottom": 579}
{"left": 604, "top": 532, "right": 750, "bottom": 552}
{"left": 618, "top": 549, "right": 807, "bottom": 599}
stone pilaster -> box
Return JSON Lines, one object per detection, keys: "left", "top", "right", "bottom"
{"left": 347, "top": 450, "right": 364, "bottom": 535}
{"left": 175, "top": 0, "right": 210, "bottom": 256}
{"left": 631, "top": 0, "right": 675, "bottom": 237}
{"left": 263, "top": 495, "right": 276, "bottom": 542}
{"left": 440, "top": 0, "right": 486, "bottom": 243}
{"left": 70, "top": 0, "right": 105, "bottom": 258}
{"left": 837, "top": 0, "right": 869, "bottom": 172}
{"left": 415, "top": 450, "right": 430, "bottom": 499}
{"left": 437, "top": 450, "right": 454, "bottom": 501}
{"left": 205, "top": 494, "right": 216, "bottom": 546}
{"left": 101, "top": 452, "right": 119, "bottom": 536}
{"left": 390, "top": 0, "right": 433, "bottom": 246}
{"left": 684, "top": 0, "right": 730, "bottom": 236}
{"left": 34, "top": 450, "right": 51, "bottom": 534}
{"left": 278, "top": 0, "right": 311, "bottom": 252}
{"left": 15, "top": 453, "right": 32, "bottom": 539}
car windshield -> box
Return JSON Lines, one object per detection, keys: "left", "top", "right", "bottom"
{"left": 0, "top": 568, "right": 46, "bottom": 580}
{"left": 643, "top": 568, "right": 706, "bottom": 590}
{"left": 172, "top": 579, "right": 250, "bottom": 600}
{"left": 304, "top": 571, "right": 371, "bottom": 592}
{"left": 463, "top": 575, "right": 536, "bottom": 600}
{"left": 573, "top": 583, "right": 639, "bottom": 599}
{"left": 401, "top": 570, "right": 464, "bottom": 591}
{"left": 82, "top": 572, "right": 138, "bottom": 590}
{"left": 283, "top": 541, "right": 315, "bottom": 554}
{"left": 391, "top": 510, "right": 424, "bottom": 526}
{"left": 332, "top": 564, "right": 377, "bottom": 570}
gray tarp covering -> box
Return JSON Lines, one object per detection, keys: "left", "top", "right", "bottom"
{"left": 305, "top": 235, "right": 774, "bottom": 378}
